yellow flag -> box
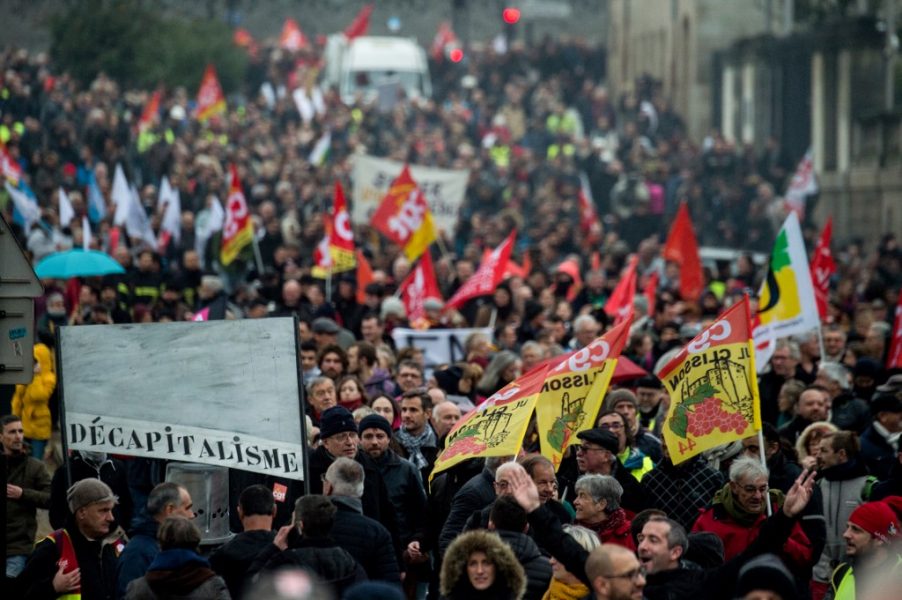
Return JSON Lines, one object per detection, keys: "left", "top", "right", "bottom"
{"left": 431, "top": 365, "right": 549, "bottom": 480}
{"left": 535, "top": 318, "right": 631, "bottom": 470}
{"left": 656, "top": 297, "right": 761, "bottom": 464}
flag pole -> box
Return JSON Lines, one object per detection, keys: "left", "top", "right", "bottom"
{"left": 251, "top": 233, "right": 265, "bottom": 277}
{"left": 757, "top": 427, "right": 773, "bottom": 516}
{"left": 816, "top": 324, "right": 827, "bottom": 364}
{"left": 435, "top": 232, "right": 453, "bottom": 262}
{"left": 326, "top": 268, "right": 333, "bottom": 303}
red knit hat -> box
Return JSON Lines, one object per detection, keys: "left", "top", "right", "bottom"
{"left": 849, "top": 499, "right": 901, "bottom": 544}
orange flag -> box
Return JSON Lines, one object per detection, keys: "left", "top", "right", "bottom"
{"left": 604, "top": 255, "right": 638, "bottom": 324}
{"left": 195, "top": 65, "right": 226, "bottom": 123}
{"left": 137, "top": 89, "right": 162, "bottom": 133}
{"left": 221, "top": 165, "right": 254, "bottom": 266}
{"left": 355, "top": 249, "right": 374, "bottom": 303}
{"left": 280, "top": 18, "right": 309, "bottom": 51}
{"left": 663, "top": 202, "right": 704, "bottom": 301}
{"left": 371, "top": 165, "right": 437, "bottom": 262}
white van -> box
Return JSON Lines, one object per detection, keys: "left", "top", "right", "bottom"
{"left": 324, "top": 35, "right": 432, "bottom": 106}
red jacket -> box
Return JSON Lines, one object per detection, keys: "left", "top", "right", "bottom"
{"left": 579, "top": 509, "right": 636, "bottom": 551}
{"left": 691, "top": 504, "right": 813, "bottom": 568}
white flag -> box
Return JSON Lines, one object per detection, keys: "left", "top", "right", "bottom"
{"left": 5, "top": 182, "right": 41, "bottom": 234}
{"left": 112, "top": 164, "right": 132, "bottom": 226}
{"left": 784, "top": 149, "right": 817, "bottom": 218}
{"left": 82, "top": 215, "right": 92, "bottom": 250}
{"left": 158, "top": 176, "right": 182, "bottom": 245}
{"left": 194, "top": 195, "right": 225, "bottom": 267}
{"left": 309, "top": 130, "right": 331, "bottom": 166}
{"left": 124, "top": 184, "right": 156, "bottom": 247}
{"left": 58, "top": 187, "right": 75, "bottom": 227}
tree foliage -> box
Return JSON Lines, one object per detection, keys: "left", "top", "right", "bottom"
{"left": 50, "top": 0, "right": 246, "bottom": 93}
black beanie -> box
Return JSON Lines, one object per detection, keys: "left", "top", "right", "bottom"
{"left": 359, "top": 414, "right": 393, "bottom": 438}
{"left": 319, "top": 406, "right": 357, "bottom": 439}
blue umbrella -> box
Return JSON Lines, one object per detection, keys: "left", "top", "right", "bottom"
{"left": 35, "top": 249, "right": 126, "bottom": 279}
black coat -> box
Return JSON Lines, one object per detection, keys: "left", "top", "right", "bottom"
{"left": 329, "top": 496, "right": 401, "bottom": 584}
{"left": 438, "top": 468, "right": 496, "bottom": 554}
{"left": 860, "top": 424, "right": 897, "bottom": 480}
{"left": 372, "top": 449, "right": 428, "bottom": 545}
{"left": 209, "top": 529, "right": 276, "bottom": 599}
{"left": 496, "top": 530, "right": 551, "bottom": 600}
{"left": 19, "top": 522, "right": 121, "bottom": 600}
{"left": 250, "top": 536, "right": 367, "bottom": 596}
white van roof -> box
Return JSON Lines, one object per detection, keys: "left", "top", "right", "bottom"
{"left": 345, "top": 36, "right": 426, "bottom": 72}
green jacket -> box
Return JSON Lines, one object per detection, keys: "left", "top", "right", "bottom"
{"left": 4, "top": 450, "right": 52, "bottom": 555}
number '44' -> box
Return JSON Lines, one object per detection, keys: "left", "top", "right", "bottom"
{"left": 678, "top": 438, "right": 697, "bottom": 455}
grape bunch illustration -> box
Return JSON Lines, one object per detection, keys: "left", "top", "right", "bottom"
{"left": 686, "top": 397, "right": 748, "bottom": 437}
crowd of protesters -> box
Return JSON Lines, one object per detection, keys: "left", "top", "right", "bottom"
{"left": 2, "top": 24, "right": 902, "bottom": 600}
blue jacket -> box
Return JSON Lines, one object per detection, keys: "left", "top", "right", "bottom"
{"left": 116, "top": 518, "right": 159, "bottom": 599}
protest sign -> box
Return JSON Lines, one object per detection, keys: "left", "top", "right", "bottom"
{"left": 351, "top": 154, "right": 468, "bottom": 233}
{"left": 59, "top": 318, "right": 306, "bottom": 480}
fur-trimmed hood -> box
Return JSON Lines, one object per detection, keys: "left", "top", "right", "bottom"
{"left": 440, "top": 530, "right": 527, "bottom": 600}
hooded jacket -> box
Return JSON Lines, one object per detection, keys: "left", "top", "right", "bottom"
{"left": 440, "top": 530, "right": 527, "bottom": 600}
{"left": 496, "top": 530, "right": 552, "bottom": 600}
{"left": 124, "top": 548, "right": 229, "bottom": 600}
{"left": 12, "top": 343, "right": 56, "bottom": 441}
{"left": 814, "top": 458, "right": 870, "bottom": 583}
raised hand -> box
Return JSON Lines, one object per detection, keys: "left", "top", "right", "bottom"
{"left": 783, "top": 468, "right": 817, "bottom": 517}
{"left": 507, "top": 463, "right": 541, "bottom": 513}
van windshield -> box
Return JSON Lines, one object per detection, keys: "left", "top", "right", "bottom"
{"left": 345, "top": 70, "right": 423, "bottom": 97}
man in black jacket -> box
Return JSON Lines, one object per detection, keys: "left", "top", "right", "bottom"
{"left": 489, "top": 496, "right": 552, "bottom": 600}
{"left": 438, "top": 455, "right": 511, "bottom": 553}
{"left": 18, "top": 479, "right": 124, "bottom": 600}
{"left": 210, "top": 484, "right": 277, "bottom": 599}
{"left": 322, "top": 457, "right": 401, "bottom": 584}
{"left": 249, "top": 494, "right": 366, "bottom": 596}
{"left": 506, "top": 462, "right": 817, "bottom": 600}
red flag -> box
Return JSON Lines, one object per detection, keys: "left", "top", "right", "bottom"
{"left": 578, "top": 174, "right": 599, "bottom": 234}
{"left": 233, "top": 27, "right": 260, "bottom": 58}
{"left": 445, "top": 231, "right": 516, "bottom": 310}
{"left": 887, "top": 292, "right": 902, "bottom": 370}
{"left": 313, "top": 182, "right": 356, "bottom": 277}
{"left": 644, "top": 270, "right": 659, "bottom": 317}
{"left": 810, "top": 217, "right": 835, "bottom": 320}
{"left": 604, "top": 255, "right": 638, "bottom": 324}
{"left": 356, "top": 249, "right": 374, "bottom": 304}
{"left": 663, "top": 202, "right": 704, "bottom": 301}
{"left": 1, "top": 143, "right": 23, "bottom": 185}
{"left": 280, "top": 18, "right": 310, "bottom": 51}
{"left": 431, "top": 21, "right": 459, "bottom": 61}
{"left": 195, "top": 64, "right": 226, "bottom": 122}
{"left": 371, "top": 165, "right": 437, "bottom": 262}
{"left": 399, "top": 252, "right": 442, "bottom": 325}
{"left": 221, "top": 165, "right": 254, "bottom": 266}
{"left": 137, "top": 88, "right": 162, "bottom": 134}
{"left": 344, "top": 4, "right": 374, "bottom": 40}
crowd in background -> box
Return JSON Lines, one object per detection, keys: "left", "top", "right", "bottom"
{"left": 2, "top": 29, "right": 902, "bottom": 600}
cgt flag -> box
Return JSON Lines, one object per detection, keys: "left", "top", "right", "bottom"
{"left": 535, "top": 317, "right": 632, "bottom": 470}
{"left": 220, "top": 165, "right": 254, "bottom": 266}
{"left": 313, "top": 181, "right": 356, "bottom": 277}
{"left": 372, "top": 165, "right": 437, "bottom": 262}
{"left": 195, "top": 64, "right": 226, "bottom": 123}
{"left": 656, "top": 297, "right": 761, "bottom": 464}
{"left": 399, "top": 251, "right": 442, "bottom": 327}
{"left": 432, "top": 365, "right": 549, "bottom": 479}
{"left": 663, "top": 202, "right": 704, "bottom": 302}
{"left": 445, "top": 230, "right": 516, "bottom": 310}
{"left": 810, "top": 217, "right": 835, "bottom": 320}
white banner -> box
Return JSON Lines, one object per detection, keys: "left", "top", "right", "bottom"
{"left": 391, "top": 327, "right": 492, "bottom": 369}
{"left": 351, "top": 155, "right": 469, "bottom": 233}
{"left": 60, "top": 319, "right": 305, "bottom": 480}
{"left": 66, "top": 413, "right": 303, "bottom": 479}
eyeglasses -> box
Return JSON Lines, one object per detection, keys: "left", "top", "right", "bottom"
{"left": 494, "top": 480, "right": 512, "bottom": 490}
{"left": 740, "top": 485, "right": 769, "bottom": 495}
{"left": 599, "top": 422, "right": 623, "bottom": 431}
{"left": 575, "top": 445, "right": 606, "bottom": 454}
{"left": 328, "top": 431, "right": 358, "bottom": 443}
{"left": 604, "top": 566, "right": 647, "bottom": 582}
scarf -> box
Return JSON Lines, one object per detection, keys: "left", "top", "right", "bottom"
{"left": 713, "top": 482, "right": 784, "bottom": 527}
{"left": 874, "top": 421, "right": 901, "bottom": 452}
{"left": 542, "top": 577, "right": 590, "bottom": 600}
{"left": 396, "top": 426, "right": 437, "bottom": 470}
